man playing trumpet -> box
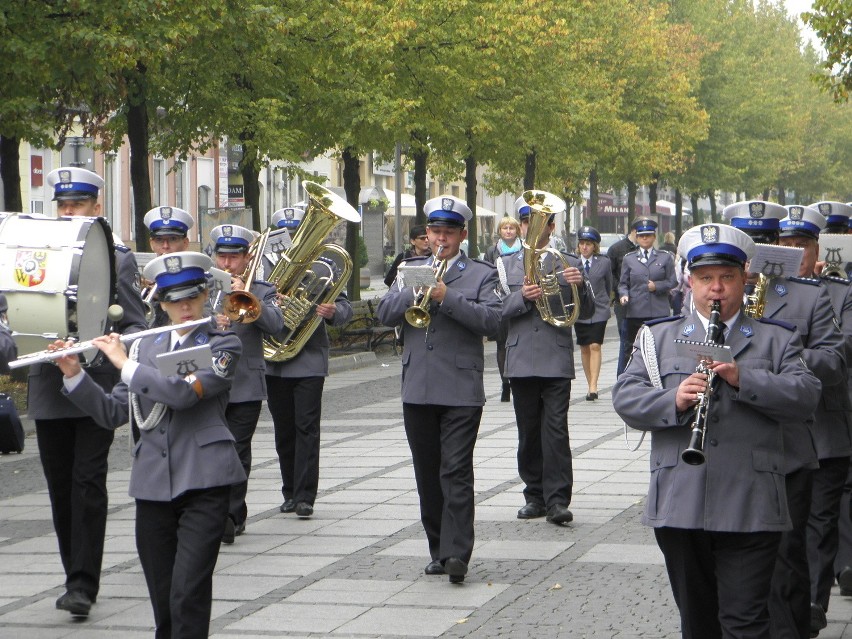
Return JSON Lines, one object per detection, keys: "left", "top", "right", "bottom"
{"left": 613, "top": 224, "right": 821, "bottom": 638}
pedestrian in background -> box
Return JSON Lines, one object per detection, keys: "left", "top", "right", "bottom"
{"left": 486, "top": 214, "right": 522, "bottom": 402}
{"left": 384, "top": 225, "right": 432, "bottom": 287}
{"left": 606, "top": 228, "right": 637, "bottom": 375}
{"left": 573, "top": 226, "right": 612, "bottom": 401}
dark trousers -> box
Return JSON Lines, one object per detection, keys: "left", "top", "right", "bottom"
{"left": 266, "top": 375, "right": 324, "bottom": 505}
{"left": 655, "top": 527, "right": 781, "bottom": 639}
{"left": 403, "top": 403, "right": 482, "bottom": 563}
{"left": 510, "top": 377, "right": 573, "bottom": 508}
{"left": 136, "top": 487, "right": 229, "bottom": 639}
{"left": 614, "top": 303, "right": 628, "bottom": 376}
{"left": 770, "top": 468, "right": 813, "bottom": 639}
{"left": 225, "top": 400, "right": 263, "bottom": 526}
{"left": 833, "top": 463, "right": 852, "bottom": 578}
{"left": 808, "top": 455, "right": 851, "bottom": 610}
{"left": 35, "top": 417, "right": 114, "bottom": 599}
{"left": 622, "top": 317, "right": 652, "bottom": 373}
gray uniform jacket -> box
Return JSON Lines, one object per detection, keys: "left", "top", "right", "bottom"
{"left": 500, "top": 250, "right": 594, "bottom": 379}
{"left": 0, "top": 326, "right": 16, "bottom": 372}
{"left": 28, "top": 246, "right": 148, "bottom": 420}
{"left": 62, "top": 326, "right": 245, "bottom": 501}
{"left": 613, "top": 311, "right": 821, "bottom": 532}
{"left": 618, "top": 248, "right": 677, "bottom": 319}
{"left": 261, "top": 255, "right": 353, "bottom": 378}
{"left": 376, "top": 253, "right": 502, "bottom": 406}
{"left": 575, "top": 254, "right": 613, "bottom": 325}
{"left": 225, "top": 280, "right": 284, "bottom": 403}
{"left": 763, "top": 277, "right": 847, "bottom": 463}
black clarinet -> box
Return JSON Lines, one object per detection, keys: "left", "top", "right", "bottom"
{"left": 681, "top": 300, "right": 722, "bottom": 465}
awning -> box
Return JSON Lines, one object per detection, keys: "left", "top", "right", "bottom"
{"left": 373, "top": 187, "right": 497, "bottom": 217}
{"left": 656, "top": 200, "right": 692, "bottom": 216}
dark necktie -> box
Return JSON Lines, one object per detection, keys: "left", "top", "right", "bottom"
{"left": 643, "top": 249, "right": 649, "bottom": 262}
{"left": 584, "top": 260, "right": 590, "bottom": 274}
{"left": 716, "top": 322, "right": 727, "bottom": 345}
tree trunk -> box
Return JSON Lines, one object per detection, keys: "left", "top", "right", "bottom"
{"left": 762, "top": 188, "right": 770, "bottom": 201}
{"left": 648, "top": 172, "right": 659, "bottom": 216}
{"left": 627, "top": 179, "right": 637, "bottom": 223}
{"left": 588, "top": 168, "right": 599, "bottom": 230}
{"left": 708, "top": 189, "right": 718, "bottom": 223}
{"left": 341, "top": 148, "right": 361, "bottom": 301}
{"left": 777, "top": 185, "right": 786, "bottom": 205}
{"left": 690, "top": 193, "right": 699, "bottom": 228}
{"left": 239, "top": 145, "right": 261, "bottom": 231}
{"left": 126, "top": 65, "right": 151, "bottom": 252}
{"left": 0, "top": 136, "right": 22, "bottom": 212}
{"left": 412, "top": 146, "right": 428, "bottom": 227}
{"left": 674, "top": 189, "right": 683, "bottom": 240}
{"left": 464, "top": 153, "right": 478, "bottom": 258}
{"left": 524, "top": 151, "right": 536, "bottom": 190}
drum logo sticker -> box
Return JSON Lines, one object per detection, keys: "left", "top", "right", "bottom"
{"left": 14, "top": 250, "right": 47, "bottom": 287}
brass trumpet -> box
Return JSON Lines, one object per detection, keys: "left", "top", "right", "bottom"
{"left": 405, "top": 247, "right": 447, "bottom": 328}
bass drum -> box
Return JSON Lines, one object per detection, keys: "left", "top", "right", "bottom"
{"left": 0, "top": 214, "right": 116, "bottom": 364}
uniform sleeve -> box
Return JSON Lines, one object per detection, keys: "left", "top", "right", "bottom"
{"left": 653, "top": 254, "right": 678, "bottom": 296}
{"left": 115, "top": 250, "right": 148, "bottom": 335}
{"left": 0, "top": 326, "right": 17, "bottom": 373}
{"left": 251, "top": 282, "right": 285, "bottom": 336}
{"left": 328, "top": 291, "right": 352, "bottom": 327}
{"left": 376, "top": 283, "right": 417, "bottom": 326}
{"left": 62, "top": 373, "right": 130, "bottom": 430}
{"left": 437, "top": 267, "right": 502, "bottom": 337}
{"left": 801, "top": 284, "right": 845, "bottom": 385}
{"left": 129, "top": 332, "right": 242, "bottom": 410}
{"left": 617, "top": 259, "right": 631, "bottom": 298}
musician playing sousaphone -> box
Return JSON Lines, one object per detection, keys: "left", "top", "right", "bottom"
{"left": 52, "top": 251, "right": 243, "bottom": 637}
{"left": 209, "top": 224, "right": 283, "bottom": 542}
{"left": 499, "top": 192, "right": 594, "bottom": 526}
{"left": 30, "top": 167, "right": 147, "bottom": 619}
{"left": 143, "top": 205, "right": 195, "bottom": 328}
{"left": 377, "top": 195, "right": 501, "bottom": 584}
{"left": 613, "top": 224, "right": 821, "bottom": 638}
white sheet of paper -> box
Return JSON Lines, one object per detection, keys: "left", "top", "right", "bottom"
{"left": 748, "top": 245, "right": 803, "bottom": 279}
{"left": 398, "top": 265, "right": 437, "bottom": 289}
{"left": 155, "top": 344, "right": 212, "bottom": 377}
{"left": 819, "top": 235, "right": 852, "bottom": 267}
{"left": 674, "top": 339, "right": 733, "bottom": 363}
{"left": 208, "top": 267, "right": 232, "bottom": 294}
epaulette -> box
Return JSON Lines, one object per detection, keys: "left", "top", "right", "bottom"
{"left": 472, "top": 258, "right": 497, "bottom": 269}
{"left": 820, "top": 274, "right": 852, "bottom": 286}
{"left": 757, "top": 317, "right": 797, "bottom": 331}
{"left": 115, "top": 244, "right": 131, "bottom": 254}
{"left": 645, "top": 315, "right": 682, "bottom": 327}
{"left": 787, "top": 276, "right": 820, "bottom": 286}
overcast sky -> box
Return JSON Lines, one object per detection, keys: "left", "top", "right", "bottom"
{"left": 782, "top": 0, "right": 821, "bottom": 48}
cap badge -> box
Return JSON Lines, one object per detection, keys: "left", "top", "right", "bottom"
{"left": 285, "top": 208, "right": 294, "bottom": 220}
{"left": 441, "top": 197, "right": 454, "bottom": 212}
{"left": 223, "top": 225, "right": 233, "bottom": 237}
{"left": 749, "top": 202, "right": 765, "bottom": 218}
{"left": 160, "top": 207, "right": 172, "bottom": 221}
{"left": 165, "top": 256, "right": 182, "bottom": 274}
{"left": 59, "top": 170, "right": 72, "bottom": 184}
{"left": 700, "top": 225, "right": 719, "bottom": 244}
{"left": 788, "top": 207, "right": 803, "bottom": 221}
{"left": 819, "top": 203, "right": 832, "bottom": 216}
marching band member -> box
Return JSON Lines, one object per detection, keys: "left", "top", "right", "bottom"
{"left": 723, "top": 201, "right": 845, "bottom": 639}
{"left": 0, "top": 294, "right": 17, "bottom": 372}
{"left": 263, "top": 207, "right": 352, "bottom": 519}
{"left": 779, "top": 205, "right": 852, "bottom": 637}
{"left": 54, "top": 251, "right": 243, "bottom": 638}
{"left": 32, "top": 167, "right": 147, "bottom": 618}
{"left": 500, "top": 203, "right": 593, "bottom": 525}
{"left": 143, "top": 206, "right": 195, "bottom": 328}
{"left": 613, "top": 223, "right": 821, "bottom": 638}
{"left": 617, "top": 218, "right": 678, "bottom": 374}
{"left": 377, "top": 195, "right": 501, "bottom": 583}
{"left": 210, "top": 224, "right": 283, "bottom": 542}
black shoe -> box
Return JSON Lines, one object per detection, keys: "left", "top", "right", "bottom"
{"left": 296, "top": 502, "right": 313, "bottom": 518}
{"left": 517, "top": 502, "right": 547, "bottom": 519}
{"left": 424, "top": 560, "right": 445, "bottom": 575}
{"left": 546, "top": 504, "right": 574, "bottom": 525}
{"left": 501, "top": 383, "right": 511, "bottom": 402}
{"left": 234, "top": 521, "right": 246, "bottom": 537}
{"left": 279, "top": 499, "right": 296, "bottom": 513}
{"left": 585, "top": 392, "right": 598, "bottom": 401}
{"left": 56, "top": 590, "right": 92, "bottom": 618}
{"left": 444, "top": 557, "right": 468, "bottom": 584}
{"left": 222, "top": 517, "right": 236, "bottom": 544}
{"left": 838, "top": 566, "right": 852, "bottom": 595}
{"left": 810, "top": 602, "right": 827, "bottom": 636}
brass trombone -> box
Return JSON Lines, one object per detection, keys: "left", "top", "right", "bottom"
{"left": 215, "top": 229, "right": 270, "bottom": 324}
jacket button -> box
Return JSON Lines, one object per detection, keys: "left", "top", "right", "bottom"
{"left": 655, "top": 460, "right": 661, "bottom": 466}
{"left": 427, "top": 345, "right": 433, "bottom": 351}
{"left": 141, "top": 387, "right": 149, "bottom": 393}
{"left": 750, "top": 394, "right": 758, "bottom": 400}
{"left": 430, "top": 327, "right": 436, "bottom": 333}
{"left": 709, "top": 439, "right": 718, "bottom": 446}
{"left": 674, "top": 365, "right": 680, "bottom": 371}
{"left": 711, "top": 416, "right": 719, "bottom": 423}
{"left": 161, "top": 450, "right": 167, "bottom": 457}
{"left": 159, "top": 427, "right": 166, "bottom": 434}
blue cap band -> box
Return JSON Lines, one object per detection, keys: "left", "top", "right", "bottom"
{"left": 427, "top": 210, "right": 465, "bottom": 226}
{"left": 687, "top": 243, "right": 747, "bottom": 265}
{"left": 149, "top": 219, "right": 189, "bottom": 234}
{"left": 780, "top": 219, "right": 822, "bottom": 236}
{"left": 215, "top": 236, "right": 250, "bottom": 248}
{"left": 729, "top": 217, "right": 780, "bottom": 231}
{"left": 155, "top": 267, "right": 207, "bottom": 289}
{"left": 54, "top": 182, "right": 99, "bottom": 197}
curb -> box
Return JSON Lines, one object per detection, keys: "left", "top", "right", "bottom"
{"left": 328, "top": 351, "right": 379, "bottom": 374}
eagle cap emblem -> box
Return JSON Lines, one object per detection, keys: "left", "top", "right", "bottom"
{"left": 160, "top": 206, "right": 172, "bottom": 220}
{"left": 165, "top": 256, "right": 182, "bottom": 274}
{"left": 701, "top": 225, "right": 719, "bottom": 244}
{"left": 284, "top": 208, "right": 294, "bottom": 220}
{"left": 819, "top": 203, "right": 832, "bottom": 216}
{"left": 788, "top": 206, "right": 804, "bottom": 221}
{"left": 441, "top": 197, "right": 454, "bottom": 211}
{"left": 223, "top": 225, "right": 233, "bottom": 237}
{"left": 749, "top": 202, "right": 765, "bottom": 218}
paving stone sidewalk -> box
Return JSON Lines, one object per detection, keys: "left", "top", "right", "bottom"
{"left": 1, "top": 320, "right": 851, "bottom": 638}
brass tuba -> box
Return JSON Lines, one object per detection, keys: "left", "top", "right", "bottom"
{"left": 521, "top": 190, "right": 580, "bottom": 328}
{"left": 263, "top": 181, "right": 362, "bottom": 361}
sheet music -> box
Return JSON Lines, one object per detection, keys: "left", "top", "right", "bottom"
{"left": 155, "top": 344, "right": 213, "bottom": 377}
{"left": 748, "top": 245, "right": 803, "bottom": 279}
{"left": 674, "top": 339, "right": 733, "bottom": 363}
{"left": 819, "top": 235, "right": 852, "bottom": 267}
{"left": 398, "top": 265, "right": 437, "bottom": 289}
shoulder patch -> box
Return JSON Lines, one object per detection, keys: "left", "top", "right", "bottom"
{"left": 645, "top": 315, "right": 683, "bottom": 327}
{"left": 788, "top": 276, "right": 820, "bottom": 286}
{"left": 757, "top": 317, "right": 797, "bottom": 331}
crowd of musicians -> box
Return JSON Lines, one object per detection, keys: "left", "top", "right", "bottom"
{"left": 1, "top": 165, "right": 852, "bottom": 638}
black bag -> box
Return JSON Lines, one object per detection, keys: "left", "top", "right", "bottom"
{"left": 0, "top": 392, "right": 24, "bottom": 454}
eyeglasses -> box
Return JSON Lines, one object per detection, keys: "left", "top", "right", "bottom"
{"left": 415, "top": 236, "right": 428, "bottom": 240}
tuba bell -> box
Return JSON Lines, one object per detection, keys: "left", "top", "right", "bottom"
{"left": 521, "top": 190, "right": 581, "bottom": 328}
{"left": 262, "top": 182, "right": 362, "bottom": 361}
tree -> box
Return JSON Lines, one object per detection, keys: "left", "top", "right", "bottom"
{"left": 805, "top": 1, "right": 852, "bottom": 101}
